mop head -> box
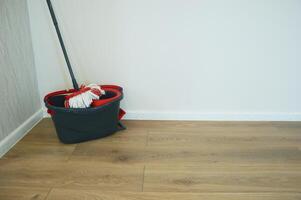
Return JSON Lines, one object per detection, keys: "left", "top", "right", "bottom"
{"left": 65, "top": 84, "right": 105, "bottom": 108}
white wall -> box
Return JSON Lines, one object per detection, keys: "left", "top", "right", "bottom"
{"left": 0, "top": 0, "right": 42, "bottom": 156}
{"left": 28, "top": 0, "right": 301, "bottom": 120}
{"left": 0, "top": 0, "right": 41, "bottom": 140}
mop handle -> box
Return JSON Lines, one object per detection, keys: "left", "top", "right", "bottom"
{"left": 46, "top": 0, "right": 79, "bottom": 90}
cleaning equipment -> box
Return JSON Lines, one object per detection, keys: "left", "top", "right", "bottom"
{"left": 65, "top": 84, "right": 105, "bottom": 108}
{"left": 44, "top": 0, "right": 126, "bottom": 144}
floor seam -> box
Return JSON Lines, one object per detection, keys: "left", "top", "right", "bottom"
{"left": 146, "top": 130, "right": 149, "bottom": 146}
{"left": 66, "top": 144, "right": 77, "bottom": 161}
{"left": 44, "top": 187, "right": 53, "bottom": 200}
{"left": 141, "top": 165, "right": 146, "bottom": 192}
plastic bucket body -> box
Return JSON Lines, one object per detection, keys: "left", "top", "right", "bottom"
{"left": 44, "top": 86, "right": 124, "bottom": 144}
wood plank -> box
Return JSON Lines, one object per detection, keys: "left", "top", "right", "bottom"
{"left": 70, "top": 142, "right": 301, "bottom": 165}
{"left": 144, "top": 164, "right": 301, "bottom": 193}
{"left": 0, "top": 187, "right": 49, "bottom": 200}
{"left": 0, "top": 159, "right": 66, "bottom": 188}
{"left": 145, "top": 163, "right": 301, "bottom": 172}
{"left": 271, "top": 122, "right": 301, "bottom": 135}
{"left": 21, "top": 125, "right": 60, "bottom": 144}
{"left": 148, "top": 130, "right": 301, "bottom": 147}
{"left": 57, "top": 160, "right": 144, "bottom": 191}
{"left": 275, "top": 127, "right": 301, "bottom": 135}
{"left": 0, "top": 159, "right": 143, "bottom": 191}
{"left": 124, "top": 120, "right": 277, "bottom": 132}
{"left": 46, "top": 189, "right": 301, "bottom": 200}
{"left": 3, "top": 142, "right": 75, "bottom": 161}
{"left": 21, "top": 119, "right": 147, "bottom": 145}
{"left": 75, "top": 129, "right": 148, "bottom": 145}
{"left": 271, "top": 121, "right": 301, "bottom": 127}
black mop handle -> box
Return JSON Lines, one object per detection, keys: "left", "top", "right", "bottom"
{"left": 46, "top": 0, "right": 79, "bottom": 90}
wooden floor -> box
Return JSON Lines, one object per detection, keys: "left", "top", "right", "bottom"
{"left": 0, "top": 119, "right": 301, "bottom": 200}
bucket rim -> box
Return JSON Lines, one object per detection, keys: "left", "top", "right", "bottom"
{"left": 44, "top": 88, "right": 123, "bottom": 113}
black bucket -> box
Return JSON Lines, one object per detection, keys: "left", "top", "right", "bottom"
{"left": 44, "top": 85, "right": 125, "bottom": 144}
{"left": 44, "top": 1, "right": 126, "bottom": 144}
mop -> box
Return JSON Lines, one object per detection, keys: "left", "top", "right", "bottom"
{"left": 64, "top": 84, "right": 106, "bottom": 108}
{"left": 46, "top": 0, "right": 103, "bottom": 108}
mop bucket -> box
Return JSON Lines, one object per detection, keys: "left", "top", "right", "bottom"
{"left": 44, "top": 85, "right": 125, "bottom": 144}
{"left": 44, "top": 1, "right": 126, "bottom": 144}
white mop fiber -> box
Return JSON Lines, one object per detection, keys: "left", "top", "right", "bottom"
{"left": 65, "top": 84, "right": 105, "bottom": 108}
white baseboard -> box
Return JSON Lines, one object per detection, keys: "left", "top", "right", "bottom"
{"left": 124, "top": 111, "right": 301, "bottom": 121}
{"left": 43, "top": 108, "right": 301, "bottom": 121}
{"left": 0, "top": 109, "right": 43, "bottom": 158}
{"left": 43, "top": 107, "right": 49, "bottom": 118}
